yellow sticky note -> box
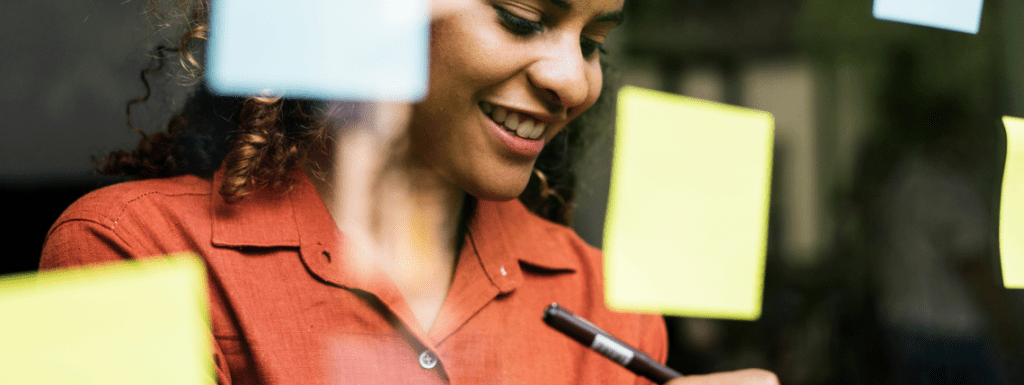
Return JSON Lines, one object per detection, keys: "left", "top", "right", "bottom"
{"left": 604, "top": 86, "right": 774, "bottom": 320}
{"left": 1001, "top": 116, "right": 1024, "bottom": 288}
{"left": 0, "top": 254, "right": 212, "bottom": 384}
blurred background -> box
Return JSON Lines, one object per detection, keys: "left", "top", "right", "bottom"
{"left": 2, "top": 0, "right": 1023, "bottom": 384}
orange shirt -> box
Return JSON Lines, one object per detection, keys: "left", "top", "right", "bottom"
{"left": 40, "top": 170, "right": 667, "bottom": 384}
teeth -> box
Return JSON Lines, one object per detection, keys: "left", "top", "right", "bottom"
{"left": 492, "top": 106, "right": 507, "bottom": 124}
{"left": 483, "top": 104, "right": 547, "bottom": 140}
{"left": 516, "top": 119, "right": 534, "bottom": 138}
{"left": 529, "top": 122, "right": 546, "bottom": 139}
{"left": 504, "top": 112, "right": 520, "bottom": 131}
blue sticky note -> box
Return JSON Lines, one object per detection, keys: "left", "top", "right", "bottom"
{"left": 873, "top": 0, "right": 983, "bottom": 34}
{"left": 207, "top": 0, "right": 429, "bottom": 101}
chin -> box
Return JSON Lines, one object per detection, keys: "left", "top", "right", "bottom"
{"left": 460, "top": 168, "right": 532, "bottom": 202}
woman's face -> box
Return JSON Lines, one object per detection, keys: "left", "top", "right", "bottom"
{"left": 408, "top": 0, "right": 623, "bottom": 201}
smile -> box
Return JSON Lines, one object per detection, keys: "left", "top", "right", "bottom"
{"left": 479, "top": 102, "right": 547, "bottom": 140}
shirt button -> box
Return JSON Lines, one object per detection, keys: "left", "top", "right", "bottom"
{"left": 418, "top": 350, "right": 438, "bottom": 369}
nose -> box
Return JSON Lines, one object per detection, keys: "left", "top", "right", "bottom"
{"left": 526, "top": 36, "right": 592, "bottom": 114}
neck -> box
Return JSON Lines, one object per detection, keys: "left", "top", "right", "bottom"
{"left": 306, "top": 120, "right": 466, "bottom": 332}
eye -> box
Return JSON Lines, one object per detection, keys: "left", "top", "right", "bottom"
{"left": 494, "top": 6, "right": 543, "bottom": 36}
{"left": 580, "top": 37, "right": 607, "bottom": 59}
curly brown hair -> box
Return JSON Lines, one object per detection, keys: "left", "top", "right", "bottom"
{"left": 100, "top": 0, "right": 619, "bottom": 225}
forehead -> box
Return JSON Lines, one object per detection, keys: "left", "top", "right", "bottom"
{"left": 547, "top": 0, "right": 625, "bottom": 15}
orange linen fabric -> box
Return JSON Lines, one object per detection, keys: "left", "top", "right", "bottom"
{"left": 40, "top": 169, "right": 668, "bottom": 384}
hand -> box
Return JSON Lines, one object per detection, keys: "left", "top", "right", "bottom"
{"left": 664, "top": 369, "right": 780, "bottom": 385}
{"left": 330, "top": 102, "right": 416, "bottom": 278}
{"left": 331, "top": 0, "right": 479, "bottom": 271}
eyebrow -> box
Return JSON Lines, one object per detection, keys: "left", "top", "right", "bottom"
{"left": 546, "top": 0, "right": 626, "bottom": 26}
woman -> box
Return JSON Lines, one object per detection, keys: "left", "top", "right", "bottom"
{"left": 41, "top": 0, "right": 776, "bottom": 384}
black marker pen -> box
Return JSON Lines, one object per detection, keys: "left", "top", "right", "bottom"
{"left": 543, "top": 303, "right": 683, "bottom": 385}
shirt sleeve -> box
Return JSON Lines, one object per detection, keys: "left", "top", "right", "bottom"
{"left": 41, "top": 217, "right": 234, "bottom": 385}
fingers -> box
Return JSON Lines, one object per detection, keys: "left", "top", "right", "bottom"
{"left": 664, "top": 369, "right": 780, "bottom": 385}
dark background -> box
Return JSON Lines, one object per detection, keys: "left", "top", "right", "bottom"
{"left": 3, "top": 0, "right": 1024, "bottom": 384}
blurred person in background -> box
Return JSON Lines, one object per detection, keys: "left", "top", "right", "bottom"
{"left": 873, "top": 92, "right": 1020, "bottom": 384}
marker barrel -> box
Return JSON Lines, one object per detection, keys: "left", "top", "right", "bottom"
{"left": 543, "top": 303, "right": 683, "bottom": 384}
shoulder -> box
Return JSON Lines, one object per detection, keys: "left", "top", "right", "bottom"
{"left": 50, "top": 175, "right": 212, "bottom": 233}
{"left": 43, "top": 175, "right": 215, "bottom": 268}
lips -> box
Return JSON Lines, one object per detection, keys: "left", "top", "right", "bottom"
{"left": 480, "top": 102, "right": 547, "bottom": 140}
{"left": 480, "top": 101, "right": 547, "bottom": 158}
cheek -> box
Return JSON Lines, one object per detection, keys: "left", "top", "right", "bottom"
{"left": 428, "top": 18, "right": 518, "bottom": 97}
{"left": 415, "top": 21, "right": 495, "bottom": 140}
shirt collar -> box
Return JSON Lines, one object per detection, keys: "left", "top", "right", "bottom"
{"left": 209, "top": 168, "right": 363, "bottom": 289}
{"left": 208, "top": 168, "right": 579, "bottom": 291}
{"left": 467, "top": 197, "right": 579, "bottom": 293}
{"left": 210, "top": 169, "right": 301, "bottom": 248}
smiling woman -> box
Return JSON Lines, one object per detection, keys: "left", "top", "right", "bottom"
{"left": 37, "top": 0, "right": 683, "bottom": 384}
{"left": 411, "top": 0, "right": 623, "bottom": 202}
